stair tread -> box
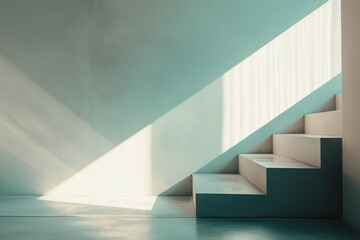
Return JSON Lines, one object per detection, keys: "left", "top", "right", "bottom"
{"left": 193, "top": 174, "right": 264, "bottom": 195}
{"left": 273, "top": 133, "right": 342, "bottom": 138}
{"left": 239, "top": 154, "right": 316, "bottom": 169}
{"left": 305, "top": 109, "right": 341, "bottom": 117}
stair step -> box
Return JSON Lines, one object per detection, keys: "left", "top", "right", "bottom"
{"left": 240, "top": 154, "right": 315, "bottom": 169}
{"left": 239, "top": 154, "right": 315, "bottom": 193}
{"left": 192, "top": 174, "right": 266, "bottom": 217}
{"left": 304, "top": 110, "right": 342, "bottom": 136}
{"left": 273, "top": 134, "right": 342, "bottom": 167}
{"left": 336, "top": 93, "right": 342, "bottom": 110}
{"left": 192, "top": 174, "right": 264, "bottom": 195}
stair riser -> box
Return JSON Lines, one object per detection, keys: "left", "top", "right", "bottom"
{"left": 305, "top": 110, "right": 342, "bottom": 136}
{"left": 273, "top": 135, "right": 321, "bottom": 167}
{"left": 336, "top": 93, "right": 342, "bottom": 110}
{"left": 238, "top": 156, "right": 267, "bottom": 193}
{"left": 195, "top": 194, "right": 267, "bottom": 217}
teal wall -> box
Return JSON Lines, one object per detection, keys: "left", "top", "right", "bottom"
{"left": 0, "top": 0, "right": 327, "bottom": 195}
{"left": 90, "top": 0, "right": 327, "bottom": 143}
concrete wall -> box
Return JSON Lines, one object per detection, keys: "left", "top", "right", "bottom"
{"left": 0, "top": 0, "right": 333, "bottom": 195}
{"left": 342, "top": 0, "right": 360, "bottom": 230}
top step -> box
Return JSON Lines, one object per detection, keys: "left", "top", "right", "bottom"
{"left": 336, "top": 93, "right": 342, "bottom": 110}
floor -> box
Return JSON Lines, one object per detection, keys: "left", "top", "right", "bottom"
{"left": 0, "top": 196, "right": 359, "bottom": 240}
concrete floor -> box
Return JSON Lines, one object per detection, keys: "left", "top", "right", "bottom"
{"left": 0, "top": 196, "right": 359, "bottom": 240}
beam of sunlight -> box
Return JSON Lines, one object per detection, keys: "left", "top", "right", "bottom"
{"left": 43, "top": 126, "right": 152, "bottom": 196}
{"left": 38, "top": 195, "right": 157, "bottom": 210}
{"left": 221, "top": 0, "right": 341, "bottom": 151}
{"left": 0, "top": 55, "right": 153, "bottom": 196}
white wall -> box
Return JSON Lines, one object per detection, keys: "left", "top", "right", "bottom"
{"left": 342, "top": 0, "right": 360, "bottom": 230}
{"left": 0, "top": 0, "right": 339, "bottom": 196}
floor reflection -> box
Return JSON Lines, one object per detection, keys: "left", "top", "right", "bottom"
{"left": 0, "top": 217, "right": 359, "bottom": 240}
{"left": 195, "top": 218, "right": 360, "bottom": 240}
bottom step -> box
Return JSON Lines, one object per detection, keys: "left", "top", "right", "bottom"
{"left": 193, "top": 174, "right": 266, "bottom": 217}
{"left": 193, "top": 174, "right": 264, "bottom": 195}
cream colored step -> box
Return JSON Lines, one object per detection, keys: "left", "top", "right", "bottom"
{"left": 192, "top": 174, "right": 263, "bottom": 195}
{"left": 336, "top": 93, "right": 342, "bottom": 110}
{"left": 272, "top": 134, "right": 341, "bottom": 167}
{"left": 304, "top": 110, "right": 342, "bottom": 136}
{"left": 238, "top": 154, "right": 314, "bottom": 193}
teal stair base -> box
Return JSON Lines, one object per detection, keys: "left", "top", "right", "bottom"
{"left": 193, "top": 137, "right": 342, "bottom": 217}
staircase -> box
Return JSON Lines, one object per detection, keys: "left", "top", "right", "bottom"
{"left": 192, "top": 93, "right": 343, "bottom": 218}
